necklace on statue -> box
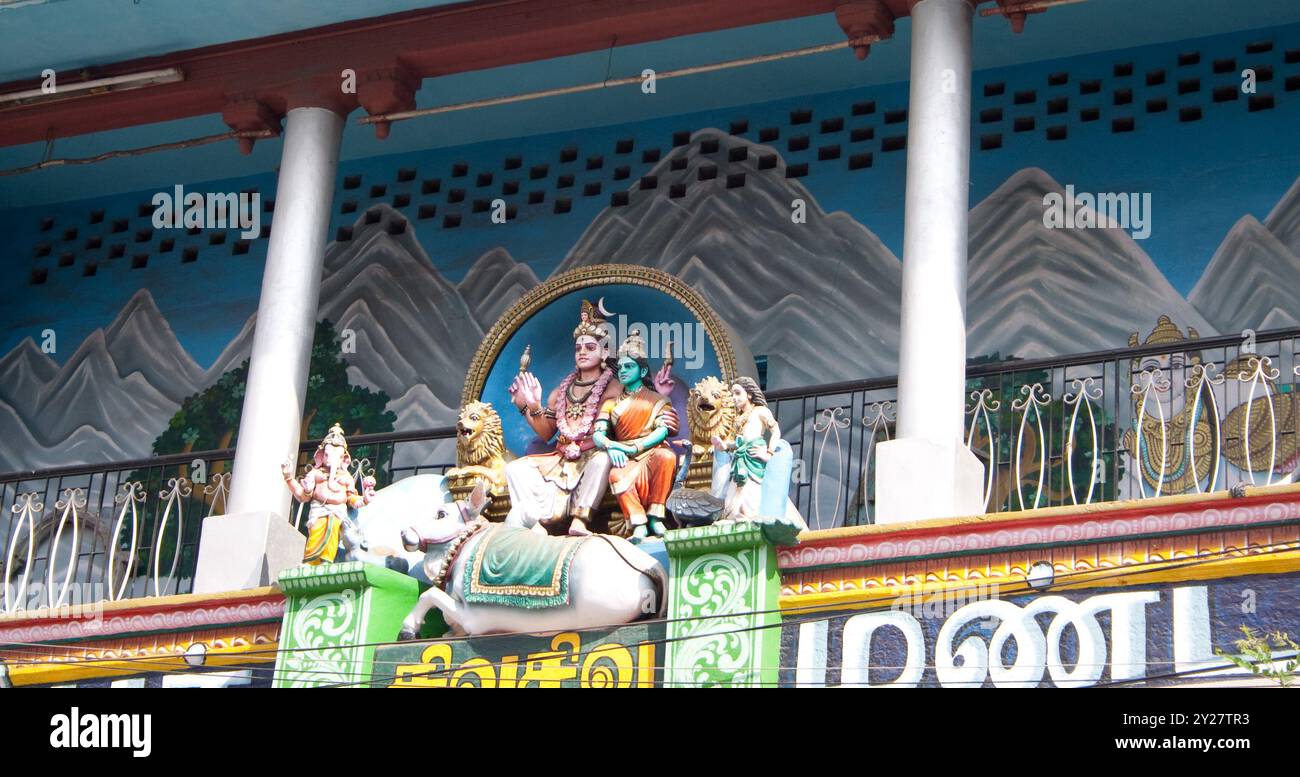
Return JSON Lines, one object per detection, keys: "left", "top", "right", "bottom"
{"left": 567, "top": 383, "right": 594, "bottom": 405}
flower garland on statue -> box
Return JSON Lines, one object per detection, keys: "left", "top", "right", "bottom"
{"left": 553, "top": 367, "right": 615, "bottom": 461}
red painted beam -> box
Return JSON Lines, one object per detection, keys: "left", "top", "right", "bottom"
{"left": 0, "top": 0, "right": 926, "bottom": 148}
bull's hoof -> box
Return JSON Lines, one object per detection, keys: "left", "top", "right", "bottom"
{"left": 385, "top": 556, "right": 410, "bottom": 575}
{"left": 398, "top": 626, "right": 418, "bottom": 641}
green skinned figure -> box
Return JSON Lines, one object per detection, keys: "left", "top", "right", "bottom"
{"left": 592, "top": 333, "right": 680, "bottom": 539}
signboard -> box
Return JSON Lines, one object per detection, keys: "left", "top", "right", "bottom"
{"left": 779, "top": 572, "right": 1300, "bottom": 688}
{"left": 376, "top": 623, "right": 664, "bottom": 688}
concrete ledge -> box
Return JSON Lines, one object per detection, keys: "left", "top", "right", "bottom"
{"left": 873, "top": 436, "right": 985, "bottom": 524}
{"left": 193, "top": 511, "right": 305, "bottom": 594}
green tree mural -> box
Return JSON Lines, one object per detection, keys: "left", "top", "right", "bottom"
{"left": 151, "top": 319, "right": 395, "bottom": 456}
{"left": 121, "top": 320, "right": 397, "bottom": 592}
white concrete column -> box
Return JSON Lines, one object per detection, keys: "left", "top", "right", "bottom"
{"left": 874, "top": 0, "right": 985, "bottom": 524}
{"left": 194, "top": 107, "right": 344, "bottom": 592}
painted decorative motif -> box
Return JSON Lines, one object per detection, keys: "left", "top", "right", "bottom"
{"left": 0, "top": 622, "right": 280, "bottom": 687}
{"left": 778, "top": 491, "right": 1300, "bottom": 572}
{"left": 278, "top": 588, "right": 364, "bottom": 688}
{"left": 274, "top": 561, "right": 419, "bottom": 689}
{"left": 0, "top": 589, "right": 284, "bottom": 645}
{"left": 664, "top": 522, "right": 780, "bottom": 688}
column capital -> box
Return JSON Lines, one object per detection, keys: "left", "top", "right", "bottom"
{"left": 221, "top": 96, "right": 282, "bottom": 155}
{"left": 356, "top": 64, "right": 421, "bottom": 140}
{"left": 906, "top": 0, "right": 976, "bottom": 9}
{"left": 834, "top": 1, "right": 896, "bottom": 61}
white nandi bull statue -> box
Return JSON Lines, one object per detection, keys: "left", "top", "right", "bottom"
{"left": 396, "top": 483, "right": 666, "bottom": 639}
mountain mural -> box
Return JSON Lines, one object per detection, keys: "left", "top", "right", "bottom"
{"left": 1189, "top": 194, "right": 1300, "bottom": 333}
{"left": 2, "top": 143, "right": 1297, "bottom": 471}
{"left": 559, "top": 129, "right": 903, "bottom": 389}
{"left": 967, "top": 167, "right": 1218, "bottom": 358}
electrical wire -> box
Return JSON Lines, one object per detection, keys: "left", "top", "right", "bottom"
{"left": 0, "top": 129, "right": 277, "bottom": 178}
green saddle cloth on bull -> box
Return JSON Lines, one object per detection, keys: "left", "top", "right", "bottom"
{"left": 463, "top": 524, "right": 589, "bottom": 609}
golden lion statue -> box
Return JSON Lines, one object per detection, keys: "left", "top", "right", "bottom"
{"left": 445, "top": 400, "right": 511, "bottom": 521}
{"left": 685, "top": 376, "right": 737, "bottom": 490}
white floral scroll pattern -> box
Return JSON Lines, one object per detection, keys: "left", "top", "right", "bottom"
{"left": 965, "top": 389, "right": 1001, "bottom": 512}
{"left": 1063, "top": 377, "right": 1103, "bottom": 506}
{"left": 812, "top": 407, "right": 851, "bottom": 529}
{"left": 1012, "top": 383, "right": 1052, "bottom": 511}
{"left": 279, "top": 589, "right": 363, "bottom": 688}
{"left": 152, "top": 477, "right": 193, "bottom": 597}
{"left": 1236, "top": 355, "right": 1281, "bottom": 486}
{"left": 4, "top": 492, "right": 42, "bottom": 614}
{"left": 668, "top": 550, "right": 759, "bottom": 687}
{"left": 1185, "top": 364, "right": 1224, "bottom": 494}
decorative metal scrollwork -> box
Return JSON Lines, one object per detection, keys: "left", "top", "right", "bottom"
{"left": 965, "top": 389, "right": 1002, "bottom": 511}
{"left": 859, "top": 401, "right": 896, "bottom": 522}
{"left": 1185, "top": 363, "right": 1224, "bottom": 493}
{"left": 1011, "top": 383, "right": 1052, "bottom": 511}
{"left": 47, "top": 487, "right": 87, "bottom": 609}
{"left": 153, "top": 477, "right": 193, "bottom": 597}
{"left": 1063, "top": 377, "right": 1103, "bottom": 506}
{"left": 203, "top": 471, "right": 230, "bottom": 517}
{"left": 4, "top": 492, "right": 43, "bottom": 613}
{"left": 1130, "top": 368, "right": 1170, "bottom": 499}
{"left": 1235, "top": 355, "right": 1280, "bottom": 486}
{"left": 812, "top": 407, "right": 851, "bottom": 529}
{"left": 107, "top": 481, "right": 146, "bottom": 601}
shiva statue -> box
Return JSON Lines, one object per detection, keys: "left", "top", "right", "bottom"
{"left": 281, "top": 423, "right": 376, "bottom": 565}
{"left": 504, "top": 300, "right": 624, "bottom": 536}
{"left": 592, "top": 332, "right": 680, "bottom": 539}
{"left": 712, "top": 377, "right": 781, "bottom": 522}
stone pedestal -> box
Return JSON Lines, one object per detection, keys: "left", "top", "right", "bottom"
{"left": 662, "top": 522, "right": 781, "bottom": 688}
{"left": 273, "top": 562, "right": 420, "bottom": 688}
{"left": 874, "top": 437, "right": 985, "bottom": 524}
{"left": 192, "top": 511, "right": 305, "bottom": 593}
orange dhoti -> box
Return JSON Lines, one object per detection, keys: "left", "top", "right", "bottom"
{"left": 598, "top": 387, "right": 679, "bottom": 527}
{"left": 609, "top": 446, "right": 678, "bottom": 525}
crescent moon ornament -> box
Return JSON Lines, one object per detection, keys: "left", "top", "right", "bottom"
{"left": 596, "top": 297, "right": 613, "bottom": 318}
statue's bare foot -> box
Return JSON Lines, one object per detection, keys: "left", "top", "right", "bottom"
{"left": 568, "top": 518, "right": 592, "bottom": 537}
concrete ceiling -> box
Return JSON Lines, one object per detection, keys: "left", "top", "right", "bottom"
{"left": 2, "top": 0, "right": 1298, "bottom": 207}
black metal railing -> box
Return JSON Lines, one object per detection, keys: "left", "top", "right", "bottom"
{"left": 770, "top": 327, "right": 1300, "bottom": 530}
{"left": 0, "top": 427, "right": 457, "bottom": 612}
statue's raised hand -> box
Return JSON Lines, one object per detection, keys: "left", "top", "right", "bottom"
{"left": 652, "top": 363, "right": 675, "bottom": 396}
{"left": 280, "top": 458, "right": 295, "bottom": 479}
{"left": 509, "top": 372, "right": 543, "bottom": 411}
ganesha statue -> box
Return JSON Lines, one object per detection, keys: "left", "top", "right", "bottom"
{"left": 281, "top": 423, "right": 376, "bottom": 565}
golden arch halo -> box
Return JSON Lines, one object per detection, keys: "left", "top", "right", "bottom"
{"left": 461, "top": 264, "right": 741, "bottom": 406}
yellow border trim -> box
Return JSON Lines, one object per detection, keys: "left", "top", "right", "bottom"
{"left": 6, "top": 634, "right": 279, "bottom": 686}
{"left": 779, "top": 547, "right": 1300, "bottom": 614}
